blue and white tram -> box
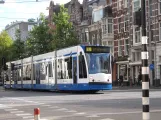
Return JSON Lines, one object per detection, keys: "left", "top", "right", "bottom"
{"left": 4, "top": 45, "right": 112, "bottom": 92}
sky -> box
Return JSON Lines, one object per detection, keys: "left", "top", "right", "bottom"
{"left": 0, "top": 0, "right": 83, "bottom": 32}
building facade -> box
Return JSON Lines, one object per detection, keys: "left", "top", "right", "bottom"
{"left": 148, "top": 0, "right": 161, "bottom": 86}
{"left": 112, "top": 0, "right": 130, "bottom": 84}
{"left": 112, "top": 0, "right": 161, "bottom": 86}
{"left": 5, "top": 21, "right": 36, "bottom": 41}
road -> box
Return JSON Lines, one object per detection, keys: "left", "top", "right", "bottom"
{"left": 0, "top": 88, "right": 161, "bottom": 120}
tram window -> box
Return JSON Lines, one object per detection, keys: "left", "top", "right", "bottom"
{"left": 65, "top": 57, "right": 72, "bottom": 79}
{"left": 79, "top": 52, "right": 87, "bottom": 78}
{"left": 48, "top": 62, "right": 53, "bottom": 77}
{"left": 33, "top": 64, "right": 35, "bottom": 80}
{"left": 40, "top": 63, "right": 45, "bottom": 80}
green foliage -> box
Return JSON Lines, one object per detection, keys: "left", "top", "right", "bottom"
{"left": 28, "top": 18, "right": 36, "bottom": 22}
{"left": 52, "top": 5, "right": 79, "bottom": 50}
{"left": 0, "top": 30, "right": 13, "bottom": 64}
{"left": 26, "top": 13, "right": 53, "bottom": 56}
{"left": 11, "top": 29, "right": 26, "bottom": 60}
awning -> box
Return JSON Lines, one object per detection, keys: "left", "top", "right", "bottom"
{"left": 116, "top": 61, "right": 129, "bottom": 64}
{"left": 129, "top": 61, "right": 141, "bottom": 66}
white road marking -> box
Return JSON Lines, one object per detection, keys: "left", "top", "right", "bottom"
{"left": 57, "top": 108, "right": 68, "bottom": 111}
{"left": 96, "top": 109, "right": 161, "bottom": 115}
{"left": 75, "top": 112, "right": 86, "bottom": 115}
{"left": 11, "top": 111, "right": 24, "bottom": 114}
{"left": 16, "top": 113, "right": 32, "bottom": 116}
{"left": 49, "top": 106, "right": 59, "bottom": 108}
{"left": 100, "top": 118, "right": 114, "bottom": 120}
{"left": 66, "top": 110, "right": 77, "bottom": 113}
{"left": 5, "top": 108, "right": 18, "bottom": 111}
{"left": 86, "top": 115, "right": 100, "bottom": 118}
{"left": 42, "top": 105, "right": 51, "bottom": 107}
{"left": 23, "top": 116, "right": 34, "bottom": 119}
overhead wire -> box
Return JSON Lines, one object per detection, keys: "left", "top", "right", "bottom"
{"left": 2, "top": 0, "right": 50, "bottom": 4}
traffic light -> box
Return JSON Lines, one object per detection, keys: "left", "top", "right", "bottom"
{"left": 3, "top": 65, "right": 8, "bottom": 71}
{"left": 134, "top": 8, "right": 141, "bottom": 27}
{"left": 11, "top": 63, "right": 15, "bottom": 71}
{"left": 2, "top": 57, "right": 6, "bottom": 66}
{"left": 1, "top": 57, "right": 8, "bottom": 71}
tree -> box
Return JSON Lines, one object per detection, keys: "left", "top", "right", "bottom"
{"left": 26, "top": 13, "right": 53, "bottom": 56}
{"left": 52, "top": 5, "right": 79, "bottom": 50}
{"left": 28, "top": 18, "right": 36, "bottom": 22}
{"left": 11, "top": 29, "right": 26, "bottom": 60}
{"left": 0, "top": 30, "right": 13, "bottom": 65}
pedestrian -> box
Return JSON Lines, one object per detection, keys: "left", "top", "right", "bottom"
{"left": 138, "top": 72, "right": 142, "bottom": 86}
{"left": 119, "top": 74, "right": 123, "bottom": 87}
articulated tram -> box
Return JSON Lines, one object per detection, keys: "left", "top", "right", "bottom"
{"left": 4, "top": 45, "right": 112, "bottom": 92}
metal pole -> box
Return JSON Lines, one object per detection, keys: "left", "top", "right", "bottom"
{"left": 141, "top": 0, "right": 150, "bottom": 120}
{"left": 55, "top": 50, "right": 57, "bottom": 90}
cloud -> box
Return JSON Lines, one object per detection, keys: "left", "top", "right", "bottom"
{"left": 0, "top": 9, "right": 4, "bottom": 13}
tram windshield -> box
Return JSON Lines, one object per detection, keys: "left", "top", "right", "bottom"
{"left": 85, "top": 53, "right": 111, "bottom": 74}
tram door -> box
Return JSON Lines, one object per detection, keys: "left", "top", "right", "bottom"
{"left": 73, "top": 57, "right": 77, "bottom": 84}
{"left": 35, "top": 63, "right": 40, "bottom": 84}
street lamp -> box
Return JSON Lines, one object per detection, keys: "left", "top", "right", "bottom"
{"left": 0, "top": 0, "right": 5, "bottom": 4}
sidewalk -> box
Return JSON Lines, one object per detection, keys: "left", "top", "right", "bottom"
{"left": 112, "top": 85, "right": 161, "bottom": 90}
{"left": 0, "top": 86, "right": 5, "bottom": 91}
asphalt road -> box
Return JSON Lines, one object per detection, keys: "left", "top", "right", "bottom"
{"left": 0, "top": 88, "right": 161, "bottom": 120}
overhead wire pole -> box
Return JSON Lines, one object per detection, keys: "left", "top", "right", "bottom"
{"left": 141, "top": 0, "right": 150, "bottom": 120}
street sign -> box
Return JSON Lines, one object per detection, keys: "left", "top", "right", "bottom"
{"left": 149, "top": 64, "right": 154, "bottom": 70}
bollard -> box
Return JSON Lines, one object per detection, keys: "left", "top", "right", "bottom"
{"left": 34, "top": 108, "right": 40, "bottom": 120}
{"left": 141, "top": 0, "right": 150, "bottom": 120}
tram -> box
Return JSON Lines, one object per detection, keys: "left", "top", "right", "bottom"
{"left": 4, "top": 45, "right": 112, "bottom": 92}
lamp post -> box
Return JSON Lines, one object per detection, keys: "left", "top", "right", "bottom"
{"left": 141, "top": 0, "right": 150, "bottom": 120}
{"left": 85, "top": 27, "right": 89, "bottom": 44}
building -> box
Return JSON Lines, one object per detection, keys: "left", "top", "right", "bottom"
{"left": 5, "top": 21, "right": 36, "bottom": 41}
{"left": 112, "top": 0, "right": 161, "bottom": 86}
{"left": 112, "top": 0, "right": 134, "bottom": 85}
{"left": 48, "top": 0, "right": 82, "bottom": 33}
{"left": 148, "top": 0, "right": 161, "bottom": 86}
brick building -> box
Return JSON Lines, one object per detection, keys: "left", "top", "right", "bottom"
{"left": 112, "top": 0, "right": 161, "bottom": 86}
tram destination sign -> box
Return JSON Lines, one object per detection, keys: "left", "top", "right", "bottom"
{"left": 85, "top": 46, "right": 110, "bottom": 53}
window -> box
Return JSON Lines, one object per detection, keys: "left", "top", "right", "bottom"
{"left": 159, "top": 0, "right": 161, "bottom": 14}
{"left": 151, "top": 50, "right": 155, "bottom": 60}
{"left": 118, "top": 40, "right": 123, "bottom": 56}
{"left": 123, "top": 0, "right": 128, "bottom": 8}
{"left": 124, "top": 39, "right": 129, "bottom": 55}
{"left": 102, "top": 18, "right": 107, "bottom": 35}
{"left": 92, "top": 8, "right": 103, "bottom": 22}
{"left": 124, "top": 15, "right": 128, "bottom": 32}
{"left": 108, "top": 18, "right": 113, "bottom": 33}
{"left": 102, "top": 41, "right": 107, "bottom": 45}
{"left": 136, "top": 52, "right": 141, "bottom": 61}
{"left": 85, "top": 53, "right": 111, "bottom": 74}
{"left": 117, "top": 0, "right": 122, "bottom": 10}
{"left": 65, "top": 57, "right": 72, "bottom": 79}
{"left": 159, "top": 56, "right": 161, "bottom": 62}
{"left": 102, "top": 18, "right": 113, "bottom": 35}
{"left": 135, "top": 27, "right": 141, "bottom": 43}
{"left": 132, "top": 52, "right": 141, "bottom": 62}
{"left": 160, "top": 23, "right": 161, "bottom": 41}
{"left": 149, "top": 0, "right": 152, "bottom": 16}
{"left": 132, "top": 52, "right": 135, "bottom": 61}
{"left": 48, "top": 62, "right": 53, "bottom": 77}
{"left": 79, "top": 53, "right": 87, "bottom": 78}
{"left": 133, "top": 0, "right": 140, "bottom": 12}
{"left": 28, "top": 25, "right": 34, "bottom": 31}
{"left": 118, "top": 18, "right": 121, "bottom": 33}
